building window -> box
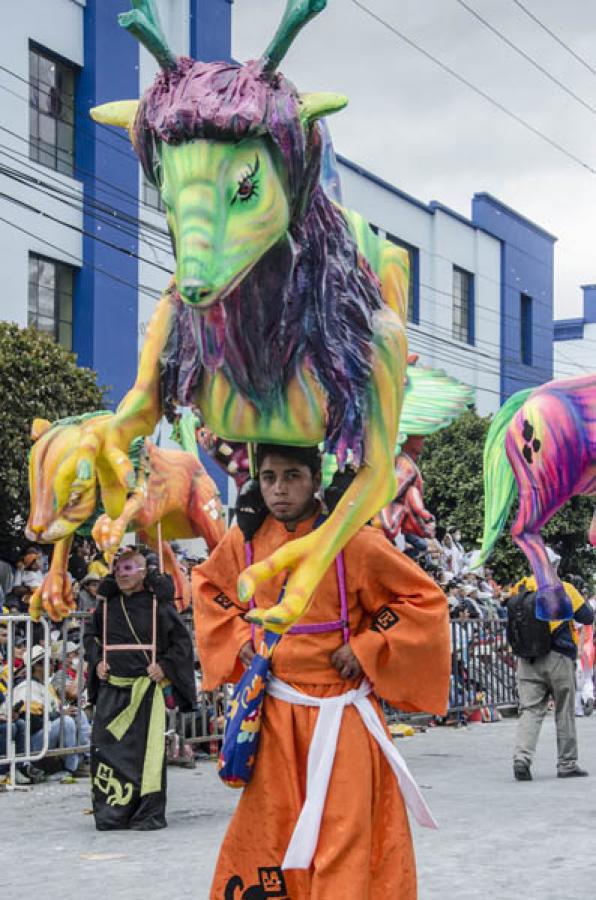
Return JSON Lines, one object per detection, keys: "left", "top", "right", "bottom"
{"left": 28, "top": 254, "right": 74, "bottom": 351}
{"left": 29, "top": 44, "right": 75, "bottom": 176}
{"left": 452, "top": 266, "right": 474, "bottom": 344}
{"left": 143, "top": 175, "right": 165, "bottom": 212}
{"left": 386, "top": 233, "right": 419, "bottom": 324}
{"left": 520, "top": 293, "right": 533, "bottom": 366}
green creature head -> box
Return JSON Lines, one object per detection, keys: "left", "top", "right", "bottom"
{"left": 90, "top": 0, "right": 348, "bottom": 306}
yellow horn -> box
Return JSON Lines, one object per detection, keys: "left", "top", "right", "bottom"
{"left": 299, "top": 92, "right": 348, "bottom": 123}
{"left": 90, "top": 100, "right": 139, "bottom": 138}
{"left": 31, "top": 418, "right": 52, "bottom": 441}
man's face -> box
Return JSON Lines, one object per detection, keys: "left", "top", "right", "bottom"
{"left": 32, "top": 661, "right": 44, "bottom": 680}
{"left": 26, "top": 553, "right": 41, "bottom": 571}
{"left": 259, "top": 454, "right": 320, "bottom": 525}
{"left": 114, "top": 553, "right": 147, "bottom": 595}
{"left": 86, "top": 581, "right": 99, "bottom": 596}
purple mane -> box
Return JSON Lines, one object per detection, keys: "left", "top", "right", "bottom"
{"left": 138, "top": 59, "right": 384, "bottom": 467}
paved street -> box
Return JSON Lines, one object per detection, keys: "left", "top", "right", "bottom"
{"left": 2, "top": 715, "right": 594, "bottom": 899}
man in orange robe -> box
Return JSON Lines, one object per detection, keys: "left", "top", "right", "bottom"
{"left": 193, "top": 445, "right": 450, "bottom": 899}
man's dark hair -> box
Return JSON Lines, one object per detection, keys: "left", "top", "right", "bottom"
{"left": 256, "top": 444, "right": 321, "bottom": 478}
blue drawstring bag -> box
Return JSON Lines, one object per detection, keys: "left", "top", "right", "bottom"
{"left": 218, "top": 629, "right": 281, "bottom": 788}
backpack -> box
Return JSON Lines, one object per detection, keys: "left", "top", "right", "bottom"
{"left": 506, "top": 587, "right": 552, "bottom": 659}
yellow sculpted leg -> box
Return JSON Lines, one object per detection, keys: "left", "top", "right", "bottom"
{"left": 238, "top": 309, "right": 407, "bottom": 633}
{"left": 60, "top": 293, "right": 174, "bottom": 525}
{"left": 92, "top": 457, "right": 148, "bottom": 553}
{"left": 30, "top": 536, "right": 74, "bottom": 622}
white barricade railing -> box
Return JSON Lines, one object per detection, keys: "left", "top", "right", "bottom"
{"left": 0, "top": 615, "right": 51, "bottom": 790}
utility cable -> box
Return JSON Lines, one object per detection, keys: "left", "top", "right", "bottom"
{"left": 350, "top": 0, "right": 596, "bottom": 175}
{"left": 511, "top": 1, "right": 596, "bottom": 78}
{"left": 455, "top": 0, "right": 596, "bottom": 116}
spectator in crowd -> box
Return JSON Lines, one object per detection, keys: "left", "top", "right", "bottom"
{"left": 12, "top": 644, "right": 88, "bottom": 783}
{"left": 78, "top": 573, "right": 101, "bottom": 614}
{"left": 511, "top": 561, "right": 593, "bottom": 782}
{"left": 0, "top": 647, "right": 46, "bottom": 785}
{"left": 68, "top": 544, "right": 88, "bottom": 583}
{"left": 12, "top": 547, "right": 44, "bottom": 599}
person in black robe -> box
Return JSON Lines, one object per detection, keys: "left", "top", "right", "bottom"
{"left": 84, "top": 550, "right": 196, "bottom": 831}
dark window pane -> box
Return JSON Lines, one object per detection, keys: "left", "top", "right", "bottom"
{"left": 142, "top": 175, "right": 165, "bottom": 212}
{"left": 58, "top": 321, "right": 72, "bottom": 350}
{"left": 28, "top": 255, "right": 39, "bottom": 282}
{"left": 58, "top": 291, "right": 72, "bottom": 322}
{"left": 57, "top": 265, "right": 73, "bottom": 295}
{"left": 28, "top": 310, "right": 37, "bottom": 327}
{"left": 37, "top": 316, "right": 55, "bottom": 336}
{"left": 39, "top": 113, "right": 56, "bottom": 146}
{"left": 38, "top": 55, "right": 56, "bottom": 89}
{"left": 38, "top": 258, "right": 55, "bottom": 289}
{"left": 29, "top": 49, "right": 39, "bottom": 83}
{"left": 37, "top": 143, "right": 56, "bottom": 169}
{"left": 29, "top": 47, "right": 76, "bottom": 174}
{"left": 29, "top": 106, "right": 39, "bottom": 139}
{"left": 38, "top": 286, "right": 55, "bottom": 318}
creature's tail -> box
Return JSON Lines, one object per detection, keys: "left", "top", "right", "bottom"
{"left": 474, "top": 388, "right": 533, "bottom": 567}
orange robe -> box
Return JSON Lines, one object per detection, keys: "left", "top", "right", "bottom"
{"left": 193, "top": 512, "right": 450, "bottom": 900}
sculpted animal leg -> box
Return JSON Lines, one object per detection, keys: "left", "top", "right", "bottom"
{"left": 65, "top": 294, "right": 174, "bottom": 523}
{"left": 238, "top": 309, "right": 406, "bottom": 632}
{"left": 506, "top": 394, "right": 579, "bottom": 621}
{"left": 30, "top": 536, "right": 74, "bottom": 622}
{"left": 92, "top": 459, "right": 149, "bottom": 553}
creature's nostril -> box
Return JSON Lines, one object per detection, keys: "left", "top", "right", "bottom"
{"left": 180, "top": 279, "right": 212, "bottom": 303}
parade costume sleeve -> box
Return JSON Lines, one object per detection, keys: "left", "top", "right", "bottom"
{"left": 193, "top": 526, "right": 251, "bottom": 690}
{"left": 348, "top": 528, "right": 450, "bottom": 715}
{"left": 157, "top": 604, "right": 197, "bottom": 711}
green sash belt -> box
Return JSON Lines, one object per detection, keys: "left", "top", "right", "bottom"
{"left": 107, "top": 675, "right": 166, "bottom": 796}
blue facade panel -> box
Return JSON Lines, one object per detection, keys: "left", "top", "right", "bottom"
{"left": 472, "top": 193, "right": 555, "bottom": 402}
{"left": 190, "top": 0, "right": 233, "bottom": 62}
{"left": 74, "top": 0, "right": 139, "bottom": 407}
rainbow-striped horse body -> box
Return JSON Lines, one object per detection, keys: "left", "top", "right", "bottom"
{"left": 478, "top": 374, "right": 595, "bottom": 620}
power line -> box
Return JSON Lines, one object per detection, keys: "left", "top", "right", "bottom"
{"left": 2, "top": 149, "right": 594, "bottom": 368}
{"left": 454, "top": 0, "right": 596, "bottom": 115}
{"left": 511, "top": 0, "right": 596, "bottom": 78}
{"left": 0, "top": 155, "right": 172, "bottom": 254}
{"left": 0, "top": 211, "right": 161, "bottom": 301}
{"left": 0, "top": 188, "right": 171, "bottom": 275}
{"left": 350, "top": 0, "right": 596, "bottom": 175}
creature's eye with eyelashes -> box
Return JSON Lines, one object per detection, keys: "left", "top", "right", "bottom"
{"left": 232, "top": 155, "right": 260, "bottom": 205}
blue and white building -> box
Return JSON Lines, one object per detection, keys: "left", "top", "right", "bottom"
{"left": 553, "top": 286, "right": 596, "bottom": 379}
{"left": 0, "top": 1, "right": 560, "bottom": 489}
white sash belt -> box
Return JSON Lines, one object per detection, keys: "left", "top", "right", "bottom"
{"left": 266, "top": 675, "right": 438, "bottom": 871}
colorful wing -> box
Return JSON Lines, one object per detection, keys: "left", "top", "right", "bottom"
{"left": 399, "top": 366, "right": 475, "bottom": 439}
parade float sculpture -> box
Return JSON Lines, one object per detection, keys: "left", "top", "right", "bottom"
{"left": 36, "top": 0, "right": 413, "bottom": 631}
{"left": 476, "top": 374, "right": 595, "bottom": 621}
{"left": 26, "top": 412, "right": 224, "bottom": 619}
{"left": 379, "top": 364, "right": 475, "bottom": 542}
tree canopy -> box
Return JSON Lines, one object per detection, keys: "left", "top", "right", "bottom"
{"left": 420, "top": 408, "right": 594, "bottom": 589}
{"left": 0, "top": 323, "right": 105, "bottom": 558}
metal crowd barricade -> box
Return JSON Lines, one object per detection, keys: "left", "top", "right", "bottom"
{"left": 448, "top": 616, "right": 518, "bottom": 714}
{"left": 0, "top": 614, "right": 50, "bottom": 790}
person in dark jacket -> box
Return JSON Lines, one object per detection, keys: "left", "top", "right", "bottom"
{"left": 84, "top": 550, "right": 196, "bottom": 830}
{"left": 512, "top": 571, "right": 594, "bottom": 782}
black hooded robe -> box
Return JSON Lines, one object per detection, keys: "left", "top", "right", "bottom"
{"left": 84, "top": 576, "right": 196, "bottom": 830}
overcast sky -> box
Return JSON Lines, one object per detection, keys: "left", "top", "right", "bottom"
{"left": 232, "top": 0, "right": 596, "bottom": 319}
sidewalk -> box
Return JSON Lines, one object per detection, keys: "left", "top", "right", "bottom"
{"left": 2, "top": 716, "right": 594, "bottom": 899}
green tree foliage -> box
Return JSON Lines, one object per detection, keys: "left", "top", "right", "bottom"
{"left": 0, "top": 323, "right": 105, "bottom": 556}
{"left": 420, "top": 409, "right": 594, "bottom": 588}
